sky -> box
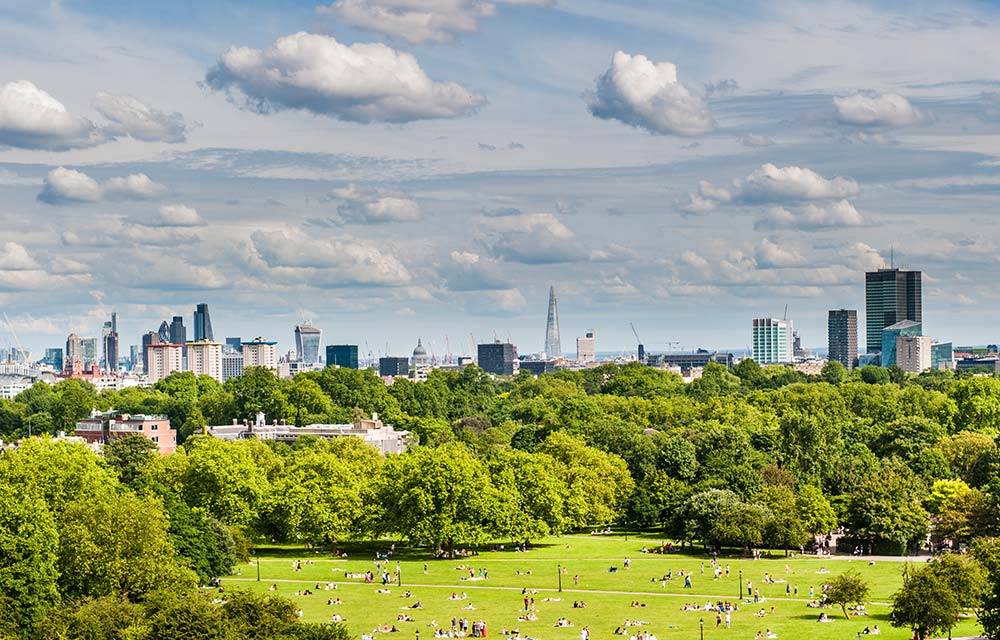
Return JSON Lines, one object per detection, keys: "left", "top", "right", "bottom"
{"left": 3, "top": 0, "right": 1000, "bottom": 360}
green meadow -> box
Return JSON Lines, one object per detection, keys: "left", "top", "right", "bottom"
{"left": 221, "top": 535, "right": 982, "bottom": 640}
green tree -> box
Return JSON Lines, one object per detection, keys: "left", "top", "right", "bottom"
{"left": 825, "top": 571, "right": 869, "bottom": 618}
{"left": 488, "top": 448, "right": 568, "bottom": 539}
{"left": 891, "top": 555, "right": 985, "bottom": 640}
{"left": 225, "top": 366, "right": 288, "bottom": 423}
{"left": 103, "top": 433, "right": 158, "bottom": 486}
{"left": 266, "top": 450, "right": 372, "bottom": 546}
{"left": 53, "top": 378, "right": 98, "bottom": 433}
{"left": 284, "top": 375, "right": 334, "bottom": 427}
{"left": 847, "top": 462, "right": 929, "bottom": 554}
{"left": 710, "top": 502, "right": 772, "bottom": 554}
{"left": 0, "top": 492, "right": 58, "bottom": 631}
{"left": 625, "top": 469, "right": 690, "bottom": 529}
{"left": 859, "top": 366, "right": 890, "bottom": 385}
{"left": 59, "top": 492, "right": 196, "bottom": 600}
{"left": 144, "top": 590, "right": 234, "bottom": 640}
{"left": 673, "top": 489, "right": 742, "bottom": 548}
{"left": 758, "top": 485, "right": 808, "bottom": 554}
{"left": 171, "top": 436, "right": 272, "bottom": 529}
{"left": 796, "top": 484, "right": 837, "bottom": 534}
{"left": 222, "top": 590, "right": 300, "bottom": 639}
{"left": 371, "top": 443, "right": 499, "bottom": 553}
{"left": 35, "top": 596, "right": 148, "bottom": 640}
{"left": 950, "top": 377, "right": 1000, "bottom": 434}
{"left": 536, "top": 431, "right": 634, "bottom": 527}
{"left": 820, "top": 360, "right": 847, "bottom": 385}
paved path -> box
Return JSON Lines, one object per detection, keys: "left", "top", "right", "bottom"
{"left": 225, "top": 578, "right": 897, "bottom": 607}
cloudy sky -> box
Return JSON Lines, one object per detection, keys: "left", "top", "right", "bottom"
{"left": 3, "top": 0, "right": 1000, "bottom": 359}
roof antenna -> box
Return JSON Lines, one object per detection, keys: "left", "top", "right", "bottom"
{"left": 890, "top": 245, "right": 894, "bottom": 269}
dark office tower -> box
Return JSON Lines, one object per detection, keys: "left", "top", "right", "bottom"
{"left": 193, "top": 303, "right": 214, "bottom": 342}
{"left": 865, "top": 268, "right": 922, "bottom": 353}
{"left": 379, "top": 356, "right": 409, "bottom": 377}
{"left": 478, "top": 340, "right": 518, "bottom": 376}
{"left": 169, "top": 316, "right": 186, "bottom": 345}
{"left": 141, "top": 331, "right": 161, "bottom": 373}
{"left": 828, "top": 309, "right": 858, "bottom": 369}
{"left": 225, "top": 337, "right": 242, "bottom": 354}
{"left": 327, "top": 345, "right": 359, "bottom": 369}
{"left": 102, "top": 311, "right": 119, "bottom": 373}
{"left": 295, "top": 324, "right": 322, "bottom": 364}
{"left": 544, "top": 285, "right": 561, "bottom": 358}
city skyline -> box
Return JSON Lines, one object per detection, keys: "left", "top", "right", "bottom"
{"left": 4, "top": 1, "right": 1000, "bottom": 355}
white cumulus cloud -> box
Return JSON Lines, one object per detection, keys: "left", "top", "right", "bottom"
{"left": 93, "top": 92, "right": 189, "bottom": 143}
{"left": 0, "top": 81, "right": 104, "bottom": 150}
{"left": 686, "top": 164, "right": 859, "bottom": 211}
{"left": 38, "top": 167, "right": 168, "bottom": 204}
{"left": 755, "top": 200, "right": 865, "bottom": 231}
{"left": 151, "top": 204, "right": 204, "bottom": 227}
{"left": 586, "top": 51, "right": 712, "bottom": 136}
{"left": 319, "top": 0, "right": 551, "bottom": 45}
{"left": 833, "top": 92, "right": 923, "bottom": 127}
{"left": 333, "top": 183, "right": 420, "bottom": 223}
{"left": 249, "top": 228, "right": 412, "bottom": 287}
{"left": 204, "top": 32, "right": 486, "bottom": 124}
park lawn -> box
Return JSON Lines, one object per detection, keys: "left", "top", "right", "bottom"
{"left": 220, "top": 535, "right": 983, "bottom": 640}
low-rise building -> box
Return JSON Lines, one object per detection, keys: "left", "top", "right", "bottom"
{"left": 206, "top": 413, "right": 410, "bottom": 454}
{"left": 74, "top": 411, "right": 177, "bottom": 455}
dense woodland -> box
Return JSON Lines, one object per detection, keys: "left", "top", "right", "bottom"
{"left": 4, "top": 361, "right": 1000, "bottom": 638}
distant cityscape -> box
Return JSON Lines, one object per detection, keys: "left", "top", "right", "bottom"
{"left": 1, "top": 263, "right": 997, "bottom": 399}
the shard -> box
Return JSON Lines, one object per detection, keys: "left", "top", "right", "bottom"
{"left": 544, "top": 285, "right": 561, "bottom": 359}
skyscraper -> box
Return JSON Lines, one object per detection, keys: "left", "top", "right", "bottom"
{"left": 294, "top": 324, "right": 322, "bottom": 364}
{"left": 169, "top": 316, "right": 186, "bottom": 345}
{"left": 881, "top": 320, "right": 922, "bottom": 368}
{"left": 327, "top": 345, "right": 359, "bottom": 369}
{"left": 544, "top": 285, "right": 561, "bottom": 358}
{"left": 225, "top": 337, "right": 242, "bottom": 354}
{"left": 827, "top": 309, "right": 858, "bottom": 369}
{"left": 157, "top": 320, "right": 170, "bottom": 343}
{"left": 65, "top": 333, "right": 82, "bottom": 372}
{"left": 193, "top": 303, "right": 214, "bottom": 342}
{"left": 146, "top": 343, "right": 183, "bottom": 383}
{"left": 102, "top": 312, "right": 119, "bottom": 373}
{"left": 751, "top": 317, "right": 793, "bottom": 365}
{"left": 44, "top": 347, "right": 64, "bottom": 372}
{"left": 865, "top": 268, "right": 922, "bottom": 353}
{"left": 80, "top": 337, "right": 98, "bottom": 368}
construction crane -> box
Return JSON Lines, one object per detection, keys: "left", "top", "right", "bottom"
{"left": 666, "top": 341, "right": 681, "bottom": 353}
{"left": 630, "top": 322, "right": 645, "bottom": 363}
{"left": 3, "top": 313, "right": 26, "bottom": 362}
{"left": 444, "top": 335, "right": 452, "bottom": 365}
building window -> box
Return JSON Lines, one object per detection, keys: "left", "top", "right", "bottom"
{"left": 151, "top": 436, "right": 158, "bottom": 443}
{"left": 150, "top": 424, "right": 158, "bottom": 430}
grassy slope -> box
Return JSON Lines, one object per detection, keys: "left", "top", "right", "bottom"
{"left": 221, "top": 535, "right": 982, "bottom": 640}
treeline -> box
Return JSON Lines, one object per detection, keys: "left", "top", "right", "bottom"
{"left": 4, "top": 361, "right": 1000, "bottom": 637}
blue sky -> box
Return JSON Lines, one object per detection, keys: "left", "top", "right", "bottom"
{"left": 3, "top": 0, "right": 1000, "bottom": 359}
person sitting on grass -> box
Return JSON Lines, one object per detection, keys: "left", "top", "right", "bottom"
{"left": 411, "top": 601, "right": 423, "bottom": 609}
{"left": 817, "top": 612, "right": 832, "bottom": 623}
{"left": 402, "top": 591, "right": 412, "bottom": 598}
{"left": 554, "top": 618, "right": 573, "bottom": 627}
{"left": 765, "top": 629, "right": 777, "bottom": 638}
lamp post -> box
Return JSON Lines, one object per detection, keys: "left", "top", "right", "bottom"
{"left": 417, "top": 629, "right": 421, "bottom": 640}
{"left": 558, "top": 564, "right": 563, "bottom": 592}
{"left": 699, "top": 618, "right": 704, "bottom": 640}
{"left": 738, "top": 569, "right": 743, "bottom": 599}
{"left": 256, "top": 551, "right": 260, "bottom": 582}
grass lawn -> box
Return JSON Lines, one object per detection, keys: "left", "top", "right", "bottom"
{"left": 220, "top": 534, "right": 982, "bottom": 640}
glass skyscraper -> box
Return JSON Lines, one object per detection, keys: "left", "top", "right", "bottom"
{"left": 294, "top": 324, "right": 322, "bottom": 364}
{"left": 751, "top": 317, "right": 794, "bottom": 365}
{"left": 865, "top": 268, "right": 921, "bottom": 354}
{"left": 327, "top": 344, "right": 359, "bottom": 369}
{"left": 193, "top": 303, "right": 214, "bottom": 342}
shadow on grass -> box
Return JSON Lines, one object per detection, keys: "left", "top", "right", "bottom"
{"left": 254, "top": 540, "right": 563, "bottom": 561}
